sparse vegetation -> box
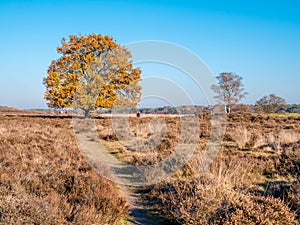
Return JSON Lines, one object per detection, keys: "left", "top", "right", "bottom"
{"left": 0, "top": 114, "right": 128, "bottom": 224}
{"left": 0, "top": 111, "right": 299, "bottom": 224}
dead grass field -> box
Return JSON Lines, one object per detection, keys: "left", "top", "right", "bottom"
{"left": 0, "top": 111, "right": 299, "bottom": 224}
{"left": 0, "top": 114, "right": 128, "bottom": 225}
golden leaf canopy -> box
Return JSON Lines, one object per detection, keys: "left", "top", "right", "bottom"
{"left": 44, "top": 34, "right": 141, "bottom": 116}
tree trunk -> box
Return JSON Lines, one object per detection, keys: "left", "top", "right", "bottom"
{"left": 84, "top": 109, "right": 91, "bottom": 118}
{"left": 226, "top": 105, "right": 231, "bottom": 113}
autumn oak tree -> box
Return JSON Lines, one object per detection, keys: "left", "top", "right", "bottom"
{"left": 211, "top": 72, "right": 248, "bottom": 113}
{"left": 43, "top": 34, "right": 141, "bottom": 117}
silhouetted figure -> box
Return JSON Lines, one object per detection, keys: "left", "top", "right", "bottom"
{"left": 136, "top": 111, "right": 140, "bottom": 118}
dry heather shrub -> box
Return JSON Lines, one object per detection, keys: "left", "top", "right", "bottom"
{"left": 0, "top": 191, "right": 63, "bottom": 224}
{"left": 230, "top": 127, "right": 299, "bottom": 151}
{"left": 265, "top": 129, "right": 300, "bottom": 151}
{"left": 275, "top": 142, "right": 300, "bottom": 178}
{"left": 211, "top": 193, "right": 298, "bottom": 225}
{"left": 263, "top": 181, "right": 300, "bottom": 222}
{"left": 278, "top": 130, "right": 300, "bottom": 145}
{"left": 228, "top": 126, "right": 265, "bottom": 149}
{"left": 98, "top": 116, "right": 180, "bottom": 166}
{"left": 148, "top": 148, "right": 298, "bottom": 225}
{"left": 150, "top": 177, "right": 223, "bottom": 224}
{"left": 226, "top": 113, "right": 300, "bottom": 151}
{"left": 288, "top": 182, "right": 300, "bottom": 222}
{"left": 266, "top": 133, "right": 282, "bottom": 151}
{"left": 0, "top": 117, "right": 128, "bottom": 224}
{"left": 148, "top": 156, "right": 247, "bottom": 224}
{"left": 96, "top": 118, "right": 118, "bottom": 141}
{"left": 151, "top": 177, "right": 298, "bottom": 225}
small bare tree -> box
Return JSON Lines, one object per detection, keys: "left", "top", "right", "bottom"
{"left": 211, "top": 72, "right": 248, "bottom": 113}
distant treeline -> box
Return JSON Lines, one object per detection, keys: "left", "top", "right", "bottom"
{"left": 28, "top": 104, "right": 300, "bottom": 115}
{"left": 102, "top": 104, "right": 300, "bottom": 115}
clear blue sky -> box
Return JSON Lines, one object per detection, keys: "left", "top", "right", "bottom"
{"left": 0, "top": 0, "right": 299, "bottom": 109}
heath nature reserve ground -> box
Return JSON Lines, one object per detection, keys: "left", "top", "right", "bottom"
{"left": 0, "top": 108, "right": 299, "bottom": 225}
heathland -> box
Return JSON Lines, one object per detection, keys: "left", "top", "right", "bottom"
{"left": 0, "top": 108, "right": 299, "bottom": 224}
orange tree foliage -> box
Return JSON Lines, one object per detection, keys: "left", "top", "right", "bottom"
{"left": 43, "top": 34, "right": 141, "bottom": 116}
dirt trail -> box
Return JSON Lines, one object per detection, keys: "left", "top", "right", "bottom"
{"left": 74, "top": 128, "right": 168, "bottom": 224}
{"left": 118, "top": 185, "right": 167, "bottom": 225}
